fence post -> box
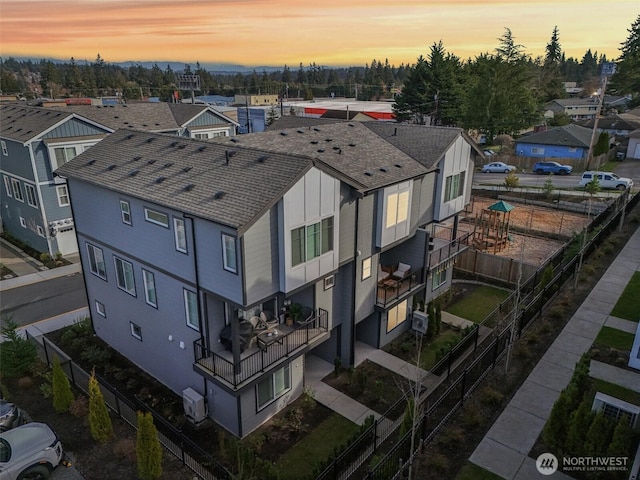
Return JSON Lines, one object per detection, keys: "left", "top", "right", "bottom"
{"left": 69, "top": 361, "right": 76, "bottom": 387}
{"left": 373, "top": 418, "right": 378, "bottom": 453}
{"left": 473, "top": 326, "right": 479, "bottom": 350}
{"left": 42, "top": 337, "right": 50, "bottom": 365}
{"left": 492, "top": 338, "right": 499, "bottom": 367}
{"left": 447, "top": 351, "right": 452, "bottom": 378}
{"left": 460, "top": 369, "right": 467, "bottom": 405}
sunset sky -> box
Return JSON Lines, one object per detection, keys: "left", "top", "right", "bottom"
{"left": 1, "top": 1, "right": 638, "bottom": 67}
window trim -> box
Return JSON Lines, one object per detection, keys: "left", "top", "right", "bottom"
{"left": 256, "top": 364, "right": 291, "bottom": 411}
{"left": 3, "top": 176, "right": 12, "bottom": 197}
{"left": 56, "top": 185, "right": 70, "bottom": 207}
{"left": 432, "top": 269, "right": 447, "bottom": 290}
{"left": 130, "top": 322, "right": 142, "bottom": 341}
{"left": 114, "top": 256, "right": 136, "bottom": 296}
{"left": 142, "top": 269, "right": 157, "bottom": 308}
{"left": 386, "top": 299, "right": 408, "bottom": 333}
{"left": 174, "top": 218, "right": 187, "bottom": 253}
{"left": 362, "top": 257, "right": 372, "bottom": 280}
{"left": 144, "top": 207, "right": 169, "bottom": 228}
{"left": 120, "top": 200, "right": 132, "bottom": 225}
{"left": 24, "top": 183, "right": 38, "bottom": 208}
{"left": 36, "top": 225, "right": 45, "bottom": 237}
{"left": 11, "top": 179, "right": 23, "bottom": 202}
{"left": 222, "top": 233, "right": 237, "bottom": 273}
{"left": 19, "top": 217, "right": 26, "bottom": 228}
{"left": 184, "top": 289, "right": 199, "bottom": 331}
{"left": 290, "top": 216, "right": 335, "bottom": 267}
{"left": 1, "top": 140, "right": 7, "bottom": 156}
{"left": 324, "top": 275, "right": 335, "bottom": 290}
{"left": 95, "top": 300, "right": 106, "bottom": 317}
{"left": 86, "top": 243, "right": 107, "bottom": 280}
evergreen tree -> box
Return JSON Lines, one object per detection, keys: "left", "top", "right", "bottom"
{"left": 543, "top": 384, "right": 577, "bottom": 452}
{"left": 136, "top": 411, "right": 163, "bottom": 480}
{"left": 606, "top": 417, "right": 634, "bottom": 480}
{"left": 88, "top": 370, "right": 113, "bottom": 443}
{"left": 393, "top": 55, "right": 430, "bottom": 124}
{"left": 608, "top": 15, "right": 640, "bottom": 106}
{"left": 495, "top": 28, "right": 526, "bottom": 63}
{"left": 584, "top": 412, "right": 614, "bottom": 458}
{"left": 52, "top": 355, "right": 74, "bottom": 413}
{"left": 434, "top": 300, "right": 442, "bottom": 336}
{"left": 565, "top": 396, "right": 594, "bottom": 455}
{"left": 538, "top": 26, "right": 565, "bottom": 102}
{"left": 0, "top": 318, "right": 37, "bottom": 378}
{"left": 594, "top": 132, "right": 610, "bottom": 156}
{"left": 426, "top": 301, "right": 437, "bottom": 338}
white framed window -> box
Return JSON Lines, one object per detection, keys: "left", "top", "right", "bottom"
{"left": 130, "top": 322, "right": 142, "bottom": 341}
{"left": 568, "top": 147, "right": 577, "bottom": 153}
{"left": 86, "top": 243, "right": 106, "bottom": 280}
{"left": 174, "top": 218, "right": 187, "bottom": 253}
{"left": 95, "top": 300, "right": 106, "bottom": 317}
{"left": 50, "top": 144, "right": 94, "bottom": 170}
{"left": 444, "top": 172, "right": 466, "bottom": 202}
{"left": 11, "top": 179, "right": 23, "bottom": 202}
{"left": 120, "top": 200, "right": 132, "bottom": 225}
{"left": 386, "top": 191, "right": 409, "bottom": 228}
{"left": 3, "top": 176, "right": 12, "bottom": 197}
{"left": 1, "top": 140, "right": 7, "bottom": 156}
{"left": 19, "top": 217, "right": 26, "bottom": 228}
{"left": 56, "top": 185, "right": 70, "bottom": 206}
{"left": 291, "top": 216, "right": 334, "bottom": 267}
{"left": 24, "top": 184, "right": 38, "bottom": 208}
{"left": 194, "top": 133, "right": 210, "bottom": 140}
{"left": 432, "top": 269, "right": 447, "bottom": 290}
{"left": 387, "top": 299, "right": 408, "bottom": 333}
{"left": 114, "top": 256, "right": 136, "bottom": 296}
{"left": 144, "top": 208, "right": 169, "bottom": 227}
{"left": 184, "top": 289, "right": 199, "bottom": 331}
{"left": 324, "top": 275, "right": 335, "bottom": 290}
{"left": 531, "top": 147, "right": 545, "bottom": 155}
{"left": 257, "top": 364, "right": 291, "bottom": 410}
{"left": 362, "top": 257, "right": 372, "bottom": 280}
{"left": 222, "top": 233, "right": 237, "bottom": 273}
{"left": 36, "top": 225, "right": 45, "bottom": 237}
{"left": 142, "top": 269, "right": 157, "bottom": 308}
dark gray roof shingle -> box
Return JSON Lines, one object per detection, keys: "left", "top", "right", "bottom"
{"left": 516, "top": 124, "right": 593, "bottom": 147}
{"left": 52, "top": 103, "right": 182, "bottom": 132}
{"left": 1, "top": 104, "right": 74, "bottom": 142}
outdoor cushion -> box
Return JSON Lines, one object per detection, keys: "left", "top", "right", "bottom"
{"left": 392, "top": 263, "right": 411, "bottom": 278}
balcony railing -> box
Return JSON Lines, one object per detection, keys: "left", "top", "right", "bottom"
{"left": 376, "top": 267, "right": 424, "bottom": 307}
{"left": 193, "top": 308, "right": 329, "bottom": 389}
{"left": 428, "top": 231, "right": 472, "bottom": 269}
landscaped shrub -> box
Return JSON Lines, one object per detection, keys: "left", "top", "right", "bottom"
{"left": 136, "top": 411, "right": 163, "bottom": 480}
{"left": 52, "top": 355, "right": 74, "bottom": 413}
{"left": 114, "top": 437, "right": 137, "bottom": 463}
{"left": 88, "top": 370, "right": 113, "bottom": 443}
{"left": 80, "top": 345, "right": 111, "bottom": 368}
{"left": 0, "top": 318, "right": 37, "bottom": 378}
{"left": 69, "top": 395, "right": 89, "bottom": 418}
{"left": 479, "top": 386, "right": 504, "bottom": 407}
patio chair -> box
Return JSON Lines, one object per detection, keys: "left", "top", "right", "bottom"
{"left": 392, "top": 262, "right": 411, "bottom": 279}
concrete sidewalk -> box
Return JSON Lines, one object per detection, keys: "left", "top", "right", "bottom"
{"left": 469, "top": 225, "right": 640, "bottom": 480}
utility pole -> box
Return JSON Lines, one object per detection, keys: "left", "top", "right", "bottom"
{"left": 585, "top": 62, "right": 617, "bottom": 171}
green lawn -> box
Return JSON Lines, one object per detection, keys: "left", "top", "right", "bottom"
{"left": 610, "top": 272, "right": 640, "bottom": 322}
{"left": 446, "top": 286, "right": 511, "bottom": 323}
{"left": 594, "top": 326, "right": 635, "bottom": 350}
{"left": 420, "top": 329, "right": 461, "bottom": 370}
{"left": 276, "top": 413, "right": 359, "bottom": 479}
{"left": 456, "top": 462, "right": 503, "bottom": 480}
{"left": 591, "top": 378, "right": 640, "bottom": 406}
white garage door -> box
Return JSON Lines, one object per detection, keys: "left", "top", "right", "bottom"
{"left": 56, "top": 226, "right": 79, "bottom": 256}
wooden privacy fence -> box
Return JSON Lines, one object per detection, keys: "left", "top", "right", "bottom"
{"left": 455, "top": 248, "right": 539, "bottom": 284}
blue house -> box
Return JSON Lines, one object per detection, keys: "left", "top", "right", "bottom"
{"left": 515, "top": 124, "right": 593, "bottom": 160}
{"left": 57, "top": 121, "right": 480, "bottom": 437}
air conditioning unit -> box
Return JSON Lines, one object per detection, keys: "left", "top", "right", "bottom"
{"left": 183, "top": 387, "right": 206, "bottom": 423}
{"left": 412, "top": 311, "right": 429, "bottom": 335}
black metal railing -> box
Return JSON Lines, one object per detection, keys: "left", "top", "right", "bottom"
{"left": 194, "top": 308, "right": 329, "bottom": 388}
{"left": 428, "top": 231, "right": 472, "bottom": 269}
{"left": 376, "top": 267, "right": 424, "bottom": 307}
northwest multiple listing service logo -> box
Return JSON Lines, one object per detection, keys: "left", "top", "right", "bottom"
{"left": 536, "top": 453, "right": 630, "bottom": 476}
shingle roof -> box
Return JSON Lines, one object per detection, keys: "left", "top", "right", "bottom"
{"left": 213, "top": 121, "right": 429, "bottom": 192}
{"left": 0, "top": 104, "right": 74, "bottom": 142}
{"left": 579, "top": 114, "right": 640, "bottom": 132}
{"left": 516, "top": 124, "right": 593, "bottom": 148}
{"left": 56, "top": 129, "right": 312, "bottom": 233}
{"left": 266, "top": 116, "right": 349, "bottom": 131}
{"left": 52, "top": 103, "right": 182, "bottom": 132}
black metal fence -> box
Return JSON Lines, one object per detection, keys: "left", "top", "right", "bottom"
{"left": 28, "top": 333, "right": 231, "bottom": 480}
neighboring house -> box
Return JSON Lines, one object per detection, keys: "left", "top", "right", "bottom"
{"left": 544, "top": 97, "right": 601, "bottom": 121}
{"left": 234, "top": 94, "right": 279, "bottom": 106}
{"left": 57, "top": 120, "right": 478, "bottom": 438}
{"left": 284, "top": 99, "right": 396, "bottom": 121}
{"left": 627, "top": 129, "right": 640, "bottom": 160}
{"left": 579, "top": 113, "right": 640, "bottom": 138}
{"left": 0, "top": 104, "right": 113, "bottom": 256}
{"left": 515, "top": 124, "right": 593, "bottom": 159}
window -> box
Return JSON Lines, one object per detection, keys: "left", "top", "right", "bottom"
{"left": 387, "top": 300, "right": 408, "bottom": 332}
{"left": 568, "top": 147, "right": 577, "bottom": 153}
{"left": 362, "top": 257, "right": 372, "bottom": 280}
{"left": 19, "top": 217, "right": 26, "bottom": 228}
{"left": 194, "top": 133, "right": 209, "bottom": 140}
{"left": 222, "top": 234, "right": 237, "bottom": 273}
{"left": 3, "top": 176, "right": 11, "bottom": 197}
{"left": 174, "top": 218, "right": 187, "bottom": 253}
{"left": 37, "top": 225, "right": 45, "bottom": 237}
{"left": 114, "top": 257, "right": 136, "bottom": 296}
{"left": 24, "top": 184, "right": 37, "bottom": 208}
{"left": 1, "top": 141, "right": 7, "bottom": 156}
{"left": 86, "top": 244, "right": 106, "bottom": 279}
{"left": 324, "top": 275, "right": 335, "bottom": 290}
{"left": 432, "top": 269, "right": 447, "bottom": 290}
{"left": 444, "top": 172, "right": 466, "bottom": 202}
{"left": 144, "top": 208, "right": 169, "bottom": 227}
{"left": 257, "top": 364, "right": 291, "bottom": 410}
{"left": 120, "top": 200, "right": 131, "bottom": 225}
{"left": 130, "top": 322, "right": 142, "bottom": 341}
{"left": 531, "top": 147, "right": 545, "bottom": 155}
{"left": 291, "top": 216, "right": 334, "bottom": 267}
{"left": 142, "top": 269, "right": 157, "bottom": 307}
{"left": 52, "top": 146, "right": 77, "bottom": 170}
{"left": 95, "top": 300, "right": 106, "bottom": 317}
{"left": 11, "top": 179, "right": 23, "bottom": 202}
{"left": 184, "top": 289, "right": 199, "bottom": 331}
{"left": 386, "top": 191, "right": 410, "bottom": 228}
{"left": 56, "top": 185, "right": 69, "bottom": 206}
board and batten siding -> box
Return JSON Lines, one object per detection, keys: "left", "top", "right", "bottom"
{"left": 1, "top": 139, "right": 34, "bottom": 180}
{"left": 338, "top": 183, "right": 356, "bottom": 264}
{"left": 435, "top": 135, "right": 472, "bottom": 221}
{"left": 243, "top": 205, "right": 280, "bottom": 306}
{"left": 353, "top": 194, "right": 377, "bottom": 323}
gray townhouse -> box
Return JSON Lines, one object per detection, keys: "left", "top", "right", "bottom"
{"left": 56, "top": 120, "right": 480, "bottom": 437}
{"left": 1, "top": 103, "right": 238, "bottom": 257}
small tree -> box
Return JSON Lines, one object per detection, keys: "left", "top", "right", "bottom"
{"left": 565, "top": 396, "right": 594, "bottom": 455}
{"left": 0, "top": 317, "right": 37, "bottom": 378}
{"left": 52, "top": 355, "right": 74, "bottom": 413}
{"left": 542, "top": 178, "right": 554, "bottom": 198}
{"left": 543, "top": 383, "right": 577, "bottom": 452}
{"left": 606, "top": 418, "right": 634, "bottom": 480}
{"left": 504, "top": 171, "right": 519, "bottom": 191}
{"left": 434, "top": 301, "right": 442, "bottom": 336}
{"left": 426, "top": 301, "right": 437, "bottom": 338}
{"left": 584, "top": 412, "right": 614, "bottom": 457}
{"left": 88, "top": 370, "right": 113, "bottom": 442}
{"left": 136, "top": 411, "right": 163, "bottom": 480}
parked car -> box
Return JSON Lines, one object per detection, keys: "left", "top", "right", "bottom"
{"left": 0, "top": 422, "right": 63, "bottom": 480}
{"left": 533, "top": 161, "right": 573, "bottom": 175}
{"left": 483, "top": 149, "right": 496, "bottom": 156}
{"left": 481, "top": 162, "right": 516, "bottom": 173}
{"left": 578, "top": 171, "right": 633, "bottom": 191}
{"left": 0, "top": 401, "right": 25, "bottom": 432}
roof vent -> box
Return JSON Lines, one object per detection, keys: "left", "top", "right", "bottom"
{"left": 348, "top": 123, "right": 355, "bottom": 127}
{"left": 146, "top": 137, "right": 155, "bottom": 143}
{"left": 170, "top": 141, "right": 179, "bottom": 147}
{"left": 86, "top": 159, "right": 96, "bottom": 166}
{"left": 317, "top": 148, "right": 325, "bottom": 153}
{"left": 380, "top": 167, "right": 388, "bottom": 173}
{"left": 147, "top": 159, "right": 156, "bottom": 165}
{"left": 133, "top": 156, "right": 142, "bottom": 161}
{"left": 313, "top": 127, "right": 320, "bottom": 132}
{"left": 228, "top": 150, "right": 237, "bottom": 157}
{"left": 155, "top": 176, "right": 166, "bottom": 184}
{"left": 163, "top": 162, "right": 173, "bottom": 168}
{"left": 184, "top": 184, "right": 195, "bottom": 191}
{"left": 129, "top": 169, "right": 139, "bottom": 176}
{"left": 332, "top": 146, "right": 340, "bottom": 150}
{"left": 325, "top": 138, "right": 333, "bottom": 142}
{"left": 394, "top": 163, "right": 402, "bottom": 168}
{"left": 182, "top": 166, "right": 192, "bottom": 173}
{"left": 257, "top": 155, "right": 268, "bottom": 163}
{"left": 349, "top": 143, "right": 356, "bottom": 147}
{"left": 311, "top": 140, "right": 318, "bottom": 145}
{"left": 230, "top": 138, "right": 239, "bottom": 143}
{"left": 297, "top": 129, "right": 304, "bottom": 134}
{"left": 214, "top": 191, "right": 226, "bottom": 200}
{"left": 125, "top": 134, "right": 134, "bottom": 140}
{"left": 280, "top": 131, "right": 288, "bottom": 136}
{"left": 178, "top": 144, "right": 186, "bottom": 149}
{"left": 197, "top": 145, "right": 207, "bottom": 152}
{"left": 364, "top": 171, "right": 373, "bottom": 176}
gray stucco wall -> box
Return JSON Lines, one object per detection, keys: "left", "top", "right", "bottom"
{"left": 243, "top": 205, "right": 279, "bottom": 306}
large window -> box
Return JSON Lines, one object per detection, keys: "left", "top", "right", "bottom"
{"left": 142, "top": 269, "right": 157, "bottom": 307}
{"left": 362, "top": 257, "right": 372, "bottom": 280}
{"left": 24, "top": 184, "right": 37, "bottom": 208}
{"left": 3, "top": 176, "right": 12, "bottom": 197}
{"left": 56, "top": 185, "right": 70, "bottom": 206}
{"left": 11, "top": 179, "right": 23, "bottom": 202}
{"left": 52, "top": 146, "right": 78, "bottom": 170}
{"left": 444, "top": 172, "right": 466, "bottom": 202}
{"left": 387, "top": 299, "right": 408, "bottom": 332}
{"left": 432, "top": 269, "right": 447, "bottom": 290}
{"left": 222, "top": 234, "right": 237, "bottom": 273}
{"left": 120, "top": 200, "right": 132, "bottom": 225}
{"left": 114, "top": 257, "right": 136, "bottom": 296}
{"left": 86, "top": 243, "right": 106, "bottom": 280}
{"left": 291, "top": 216, "right": 334, "bottom": 267}
{"left": 386, "top": 191, "right": 409, "bottom": 228}
{"left": 184, "top": 289, "right": 199, "bottom": 331}
{"left": 174, "top": 218, "right": 187, "bottom": 253}
{"left": 144, "top": 208, "right": 169, "bottom": 227}
{"left": 257, "top": 364, "right": 291, "bottom": 410}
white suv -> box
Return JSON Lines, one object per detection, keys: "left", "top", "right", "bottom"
{"left": 0, "top": 423, "right": 63, "bottom": 480}
{"left": 578, "top": 171, "right": 633, "bottom": 191}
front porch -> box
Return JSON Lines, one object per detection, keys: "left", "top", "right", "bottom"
{"left": 194, "top": 309, "right": 329, "bottom": 389}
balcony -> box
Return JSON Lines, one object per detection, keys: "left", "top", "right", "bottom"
{"left": 376, "top": 267, "right": 424, "bottom": 307}
{"left": 193, "top": 308, "right": 329, "bottom": 389}
{"left": 428, "top": 231, "right": 472, "bottom": 270}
